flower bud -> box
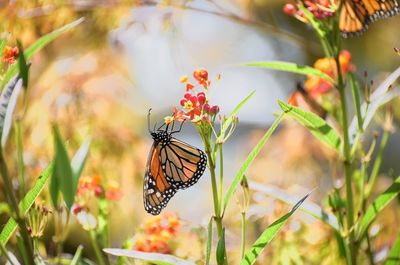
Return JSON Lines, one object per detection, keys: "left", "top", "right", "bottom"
{"left": 283, "top": 3, "right": 297, "bottom": 15}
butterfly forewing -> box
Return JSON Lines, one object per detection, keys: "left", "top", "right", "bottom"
{"left": 158, "top": 138, "right": 207, "bottom": 189}
{"left": 340, "top": 0, "right": 400, "bottom": 37}
{"left": 144, "top": 143, "right": 177, "bottom": 215}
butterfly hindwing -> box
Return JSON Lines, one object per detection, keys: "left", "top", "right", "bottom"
{"left": 158, "top": 138, "right": 207, "bottom": 189}
{"left": 144, "top": 143, "right": 177, "bottom": 215}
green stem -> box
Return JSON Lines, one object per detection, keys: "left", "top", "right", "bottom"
{"left": 335, "top": 55, "right": 356, "bottom": 265}
{"left": 0, "top": 242, "right": 16, "bottom": 265}
{"left": 240, "top": 212, "right": 246, "bottom": 260}
{"left": 15, "top": 119, "right": 25, "bottom": 199}
{"left": 89, "top": 231, "right": 108, "bottom": 265}
{"left": 366, "top": 130, "right": 389, "bottom": 197}
{"left": 0, "top": 152, "right": 34, "bottom": 265}
{"left": 219, "top": 144, "right": 224, "bottom": 214}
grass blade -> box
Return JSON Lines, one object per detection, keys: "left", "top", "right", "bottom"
{"left": 223, "top": 112, "right": 284, "bottom": 213}
{"left": 103, "top": 248, "right": 195, "bottom": 265}
{"left": 244, "top": 61, "right": 334, "bottom": 83}
{"left": 357, "top": 176, "right": 400, "bottom": 239}
{"left": 0, "top": 162, "right": 54, "bottom": 245}
{"left": 278, "top": 100, "right": 341, "bottom": 152}
{"left": 240, "top": 192, "right": 311, "bottom": 265}
{"left": 52, "top": 125, "right": 74, "bottom": 209}
{"left": 384, "top": 233, "right": 400, "bottom": 265}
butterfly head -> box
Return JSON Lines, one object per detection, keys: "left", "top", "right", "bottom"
{"left": 151, "top": 130, "right": 171, "bottom": 143}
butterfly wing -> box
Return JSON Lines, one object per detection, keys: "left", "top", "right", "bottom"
{"left": 158, "top": 138, "right": 207, "bottom": 189}
{"left": 144, "top": 143, "right": 177, "bottom": 215}
{"left": 340, "top": 0, "right": 400, "bottom": 37}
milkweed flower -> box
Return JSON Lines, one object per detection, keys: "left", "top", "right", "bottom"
{"left": 76, "top": 211, "right": 97, "bottom": 231}
{"left": 3, "top": 46, "right": 19, "bottom": 64}
{"left": 283, "top": 0, "right": 337, "bottom": 21}
{"left": 305, "top": 50, "right": 354, "bottom": 98}
{"left": 105, "top": 180, "right": 123, "bottom": 201}
{"left": 133, "top": 212, "right": 181, "bottom": 254}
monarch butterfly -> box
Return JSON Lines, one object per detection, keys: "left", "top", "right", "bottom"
{"left": 143, "top": 110, "right": 207, "bottom": 215}
{"left": 340, "top": 0, "right": 400, "bottom": 37}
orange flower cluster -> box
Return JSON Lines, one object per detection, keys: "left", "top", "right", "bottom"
{"left": 283, "top": 0, "right": 337, "bottom": 20}
{"left": 167, "top": 68, "right": 220, "bottom": 124}
{"left": 305, "top": 50, "right": 354, "bottom": 98}
{"left": 133, "top": 212, "right": 181, "bottom": 254}
{"left": 76, "top": 175, "right": 122, "bottom": 201}
{"left": 3, "top": 46, "right": 19, "bottom": 64}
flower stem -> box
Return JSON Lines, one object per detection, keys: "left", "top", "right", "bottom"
{"left": 335, "top": 55, "right": 356, "bottom": 265}
{"left": 15, "top": 119, "right": 25, "bottom": 199}
{"left": 90, "top": 231, "right": 108, "bottom": 265}
{"left": 219, "top": 144, "right": 224, "bottom": 214}
{"left": 0, "top": 152, "right": 34, "bottom": 265}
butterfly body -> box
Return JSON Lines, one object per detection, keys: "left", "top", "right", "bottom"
{"left": 144, "top": 120, "right": 207, "bottom": 215}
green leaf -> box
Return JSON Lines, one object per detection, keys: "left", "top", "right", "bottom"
{"left": 278, "top": 100, "right": 341, "bottom": 152}
{"left": 103, "top": 248, "right": 195, "bottom": 265}
{"left": 244, "top": 61, "right": 334, "bottom": 83}
{"left": 0, "top": 162, "right": 54, "bottom": 245}
{"left": 384, "top": 233, "right": 400, "bottom": 265}
{"left": 206, "top": 218, "right": 213, "bottom": 265}
{"left": 71, "top": 138, "right": 90, "bottom": 195}
{"left": 16, "top": 40, "right": 30, "bottom": 89}
{"left": 49, "top": 168, "right": 60, "bottom": 208}
{"left": 71, "top": 245, "right": 84, "bottom": 265}
{"left": 250, "top": 182, "right": 339, "bottom": 230}
{"left": 357, "top": 176, "right": 400, "bottom": 239}
{"left": 221, "top": 91, "right": 255, "bottom": 136}
{"left": 349, "top": 73, "right": 362, "bottom": 132}
{"left": 0, "top": 75, "right": 23, "bottom": 147}
{"left": 1, "top": 18, "right": 84, "bottom": 89}
{"left": 52, "top": 125, "right": 74, "bottom": 209}
{"left": 223, "top": 112, "right": 284, "bottom": 213}
{"left": 240, "top": 192, "right": 311, "bottom": 265}
{"left": 216, "top": 229, "right": 226, "bottom": 265}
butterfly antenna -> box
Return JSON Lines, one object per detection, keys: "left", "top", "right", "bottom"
{"left": 148, "top": 108, "right": 152, "bottom": 133}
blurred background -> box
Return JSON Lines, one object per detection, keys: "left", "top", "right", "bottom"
{"left": 1, "top": 0, "right": 399, "bottom": 264}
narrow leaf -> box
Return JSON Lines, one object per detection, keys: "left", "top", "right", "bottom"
{"left": 357, "top": 177, "right": 400, "bottom": 239}
{"left": 1, "top": 18, "right": 84, "bottom": 89}
{"left": 278, "top": 100, "right": 341, "bottom": 151}
{"left": 244, "top": 61, "right": 334, "bottom": 83}
{"left": 0, "top": 162, "right": 54, "bottom": 245}
{"left": 384, "top": 233, "right": 400, "bottom": 265}
{"left": 1, "top": 77, "right": 23, "bottom": 148}
{"left": 0, "top": 75, "right": 22, "bottom": 137}
{"left": 216, "top": 229, "right": 226, "bottom": 265}
{"left": 71, "top": 138, "right": 90, "bottom": 195}
{"left": 240, "top": 192, "right": 311, "bottom": 265}
{"left": 16, "top": 40, "right": 30, "bottom": 89}
{"left": 206, "top": 218, "right": 213, "bottom": 265}
{"left": 221, "top": 91, "right": 255, "bottom": 136}
{"left": 349, "top": 73, "right": 363, "bottom": 131}
{"left": 223, "top": 112, "right": 284, "bottom": 212}
{"left": 349, "top": 67, "right": 400, "bottom": 143}
{"left": 250, "top": 181, "right": 338, "bottom": 230}
{"left": 52, "top": 125, "right": 74, "bottom": 209}
{"left": 103, "top": 248, "right": 195, "bottom": 265}
{"left": 71, "top": 245, "right": 84, "bottom": 265}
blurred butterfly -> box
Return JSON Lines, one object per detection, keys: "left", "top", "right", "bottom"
{"left": 340, "top": 0, "right": 400, "bottom": 37}
{"left": 143, "top": 109, "right": 207, "bottom": 215}
{"left": 288, "top": 83, "right": 327, "bottom": 118}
